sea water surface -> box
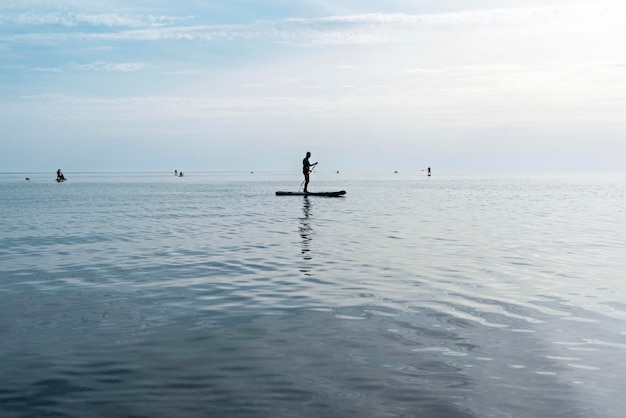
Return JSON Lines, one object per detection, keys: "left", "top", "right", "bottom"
{"left": 1, "top": 171, "right": 625, "bottom": 417}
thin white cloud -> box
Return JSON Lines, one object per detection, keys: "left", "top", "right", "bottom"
{"left": 307, "top": 1, "right": 624, "bottom": 26}
{"left": 72, "top": 61, "right": 147, "bottom": 72}
{"left": 32, "top": 66, "right": 63, "bottom": 72}
{"left": 0, "top": 11, "right": 184, "bottom": 28}
{"left": 0, "top": 63, "right": 62, "bottom": 72}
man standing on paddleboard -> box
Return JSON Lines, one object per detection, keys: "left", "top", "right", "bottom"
{"left": 302, "top": 152, "right": 317, "bottom": 193}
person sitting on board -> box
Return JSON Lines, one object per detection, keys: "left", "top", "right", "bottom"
{"left": 56, "top": 169, "right": 65, "bottom": 181}
{"left": 302, "top": 152, "right": 317, "bottom": 193}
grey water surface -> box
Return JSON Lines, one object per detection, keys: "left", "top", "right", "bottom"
{"left": 1, "top": 171, "right": 625, "bottom": 417}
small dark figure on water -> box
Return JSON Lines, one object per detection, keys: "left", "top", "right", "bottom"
{"left": 427, "top": 167, "right": 431, "bottom": 177}
{"left": 56, "top": 169, "right": 66, "bottom": 181}
{"left": 302, "top": 152, "right": 317, "bottom": 193}
{"left": 174, "top": 169, "right": 178, "bottom": 176}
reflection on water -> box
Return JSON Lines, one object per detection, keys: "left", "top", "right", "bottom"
{"left": 299, "top": 197, "right": 313, "bottom": 275}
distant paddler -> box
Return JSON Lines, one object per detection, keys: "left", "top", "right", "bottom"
{"left": 56, "top": 169, "right": 66, "bottom": 182}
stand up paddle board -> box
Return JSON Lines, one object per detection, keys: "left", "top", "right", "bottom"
{"left": 276, "top": 191, "right": 346, "bottom": 197}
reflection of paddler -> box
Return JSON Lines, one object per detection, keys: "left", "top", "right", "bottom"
{"left": 299, "top": 197, "right": 313, "bottom": 272}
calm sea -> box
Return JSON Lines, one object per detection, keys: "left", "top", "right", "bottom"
{"left": 1, "top": 171, "right": 625, "bottom": 418}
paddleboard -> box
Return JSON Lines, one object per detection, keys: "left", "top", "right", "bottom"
{"left": 276, "top": 191, "right": 346, "bottom": 197}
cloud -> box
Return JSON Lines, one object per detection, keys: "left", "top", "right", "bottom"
{"left": 0, "top": 63, "right": 62, "bottom": 72}
{"left": 72, "top": 61, "right": 147, "bottom": 72}
{"left": 2, "top": 1, "right": 624, "bottom": 46}
{"left": 32, "top": 66, "right": 63, "bottom": 72}
{"left": 0, "top": 11, "right": 184, "bottom": 28}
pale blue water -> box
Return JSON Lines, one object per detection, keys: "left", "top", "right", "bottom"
{"left": 1, "top": 171, "right": 625, "bottom": 417}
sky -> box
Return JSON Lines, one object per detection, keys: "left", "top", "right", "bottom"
{"left": 1, "top": 0, "right": 625, "bottom": 173}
